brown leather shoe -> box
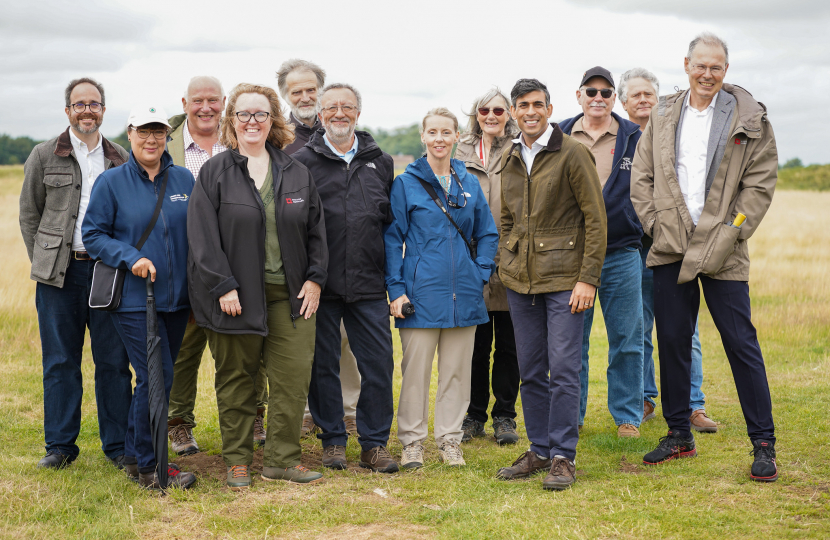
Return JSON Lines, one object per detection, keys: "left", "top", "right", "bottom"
{"left": 168, "top": 422, "right": 199, "bottom": 455}
{"left": 690, "top": 409, "right": 718, "bottom": 433}
{"left": 322, "top": 445, "right": 347, "bottom": 470}
{"left": 496, "top": 450, "right": 552, "bottom": 480}
{"left": 344, "top": 416, "right": 359, "bottom": 438}
{"left": 359, "top": 446, "right": 399, "bottom": 473}
{"left": 542, "top": 456, "right": 575, "bottom": 490}
{"left": 301, "top": 416, "right": 319, "bottom": 438}
{"left": 253, "top": 410, "right": 267, "bottom": 448}
{"left": 618, "top": 423, "right": 641, "bottom": 438}
{"left": 643, "top": 400, "right": 656, "bottom": 422}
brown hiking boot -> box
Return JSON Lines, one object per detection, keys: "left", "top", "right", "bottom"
{"left": 168, "top": 422, "right": 199, "bottom": 456}
{"left": 643, "top": 400, "right": 656, "bottom": 422}
{"left": 542, "top": 456, "right": 576, "bottom": 491}
{"left": 253, "top": 411, "right": 267, "bottom": 447}
{"left": 322, "top": 445, "right": 347, "bottom": 470}
{"left": 139, "top": 464, "right": 197, "bottom": 491}
{"left": 359, "top": 446, "right": 399, "bottom": 473}
{"left": 301, "top": 416, "right": 319, "bottom": 438}
{"left": 618, "top": 423, "right": 641, "bottom": 438}
{"left": 344, "top": 416, "right": 359, "bottom": 438}
{"left": 690, "top": 409, "right": 718, "bottom": 433}
{"left": 496, "top": 450, "right": 551, "bottom": 480}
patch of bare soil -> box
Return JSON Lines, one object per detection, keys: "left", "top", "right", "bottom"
{"left": 619, "top": 455, "right": 645, "bottom": 474}
{"left": 279, "top": 523, "right": 433, "bottom": 540}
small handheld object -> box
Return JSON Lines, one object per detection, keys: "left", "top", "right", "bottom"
{"left": 401, "top": 302, "right": 415, "bottom": 316}
{"left": 732, "top": 213, "right": 747, "bottom": 228}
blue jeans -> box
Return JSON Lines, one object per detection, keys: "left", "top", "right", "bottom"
{"left": 641, "top": 247, "right": 705, "bottom": 410}
{"left": 579, "top": 248, "right": 644, "bottom": 427}
{"left": 308, "top": 298, "right": 394, "bottom": 452}
{"left": 111, "top": 309, "right": 189, "bottom": 473}
{"left": 35, "top": 259, "right": 132, "bottom": 459}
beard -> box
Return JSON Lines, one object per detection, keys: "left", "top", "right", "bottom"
{"left": 71, "top": 114, "right": 102, "bottom": 134}
{"left": 292, "top": 102, "right": 317, "bottom": 122}
{"left": 324, "top": 120, "right": 354, "bottom": 143}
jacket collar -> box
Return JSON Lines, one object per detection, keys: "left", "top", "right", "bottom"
{"left": 127, "top": 148, "right": 175, "bottom": 179}
{"left": 544, "top": 123, "right": 564, "bottom": 152}
{"left": 290, "top": 113, "right": 321, "bottom": 136}
{"left": 308, "top": 129, "right": 382, "bottom": 162}
{"left": 54, "top": 126, "right": 126, "bottom": 165}
{"left": 229, "top": 141, "right": 294, "bottom": 169}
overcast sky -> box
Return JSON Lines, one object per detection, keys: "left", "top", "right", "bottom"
{"left": 3, "top": 0, "right": 828, "bottom": 164}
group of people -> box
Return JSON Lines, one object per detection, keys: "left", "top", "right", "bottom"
{"left": 20, "top": 31, "right": 780, "bottom": 493}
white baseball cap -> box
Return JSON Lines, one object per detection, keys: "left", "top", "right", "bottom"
{"left": 127, "top": 105, "right": 171, "bottom": 129}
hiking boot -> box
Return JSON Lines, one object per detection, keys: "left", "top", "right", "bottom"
{"left": 37, "top": 451, "right": 74, "bottom": 469}
{"left": 749, "top": 439, "right": 778, "bottom": 482}
{"left": 643, "top": 430, "right": 697, "bottom": 465}
{"left": 253, "top": 412, "right": 267, "bottom": 448}
{"left": 543, "top": 456, "right": 576, "bottom": 491}
{"left": 322, "top": 445, "right": 347, "bottom": 470}
{"left": 438, "top": 443, "right": 465, "bottom": 466}
{"left": 359, "top": 446, "right": 399, "bottom": 473}
{"left": 344, "top": 416, "right": 359, "bottom": 438}
{"left": 643, "top": 400, "right": 656, "bottom": 422}
{"left": 227, "top": 465, "right": 251, "bottom": 491}
{"left": 461, "top": 416, "right": 486, "bottom": 443}
{"left": 107, "top": 455, "right": 127, "bottom": 470}
{"left": 168, "top": 423, "right": 199, "bottom": 455}
{"left": 301, "top": 416, "right": 319, "bottom": 438}
{"left": 492, "top": 417, "right": 519, "bottom": 445}
{"left": 262, "top": 465, "right": 323, "bottom": 484}
{"left": 139, "top": 464, "right": 196, "bottom": 491}
{"left": 496, "top": 450, "right": 551, "bottom": 480}
{"left": 401, "top": 443, "right": 425, "bottom": 470}
{"left": 125, "top": 462, "right": 139, "bottom": 482}
{"left": 690, "top": 409, "right": 718, "bottom": 433}
{"left": 618, "top": 423, "right": 641, "bottom": 438}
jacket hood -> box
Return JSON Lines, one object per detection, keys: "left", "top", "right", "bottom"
{"left": 403, "top": 156, "right": 470, "bottom": 184}
{"left": 307, "top": 129, "right": 383, "bottom": 160}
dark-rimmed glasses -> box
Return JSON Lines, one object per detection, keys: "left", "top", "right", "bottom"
{"left": 478, "top": 107, "right": 506, "bottom": 117}
{"left": 235, "top": 111, "right": 271, "bottom": 123}
{"left": 584, "top": 88, "right": 614, "bottom": 99}
{"left": 131, "top": 127, "right": 168, "bottom": 140}
{"left": 71, "top": 102, "right": 103, "bottom": 113}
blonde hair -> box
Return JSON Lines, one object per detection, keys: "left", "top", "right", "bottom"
{"left": 220, "top": 83, "right": 295, "bottom": 150}
{"left": 420, "top": 107, "right": 458, "bottom": 134}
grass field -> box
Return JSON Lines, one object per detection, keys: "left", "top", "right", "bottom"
{"left": 0, "top": 164, "right": 828, "bottom": 539}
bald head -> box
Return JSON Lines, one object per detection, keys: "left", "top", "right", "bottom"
{"left": 182, "top": 76, "right": 226, "bottom": 137}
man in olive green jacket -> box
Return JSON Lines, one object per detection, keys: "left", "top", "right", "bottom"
{"left": 495, "top": 79, "right": 606, "bottom": 491}
{"left": 631, "top": 33, "right": 778, "bottom": 482}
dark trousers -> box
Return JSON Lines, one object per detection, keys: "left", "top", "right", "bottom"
{"left": 467, "top": 311, "right": 520, "bottom": 422}
{"left": 507, "top": 289, "right": 584, "bottom": 461}
{"left": 308, "top": 298, "right": 394, "bottom": 452}
{"left": 35, "top": 259, "right": 132, "bottom": 459}
{"left": 653, "top": 262, "right": 775, "bottom": 441}
{"left": 111, "top": 309, "right": 189, "bottom": 473}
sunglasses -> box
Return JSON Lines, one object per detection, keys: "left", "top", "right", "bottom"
{"left": 478, "top": 107, "right": 506, "bottom": 117}
{"left": 584, "top": 87, "right": 614, "bottom": 99}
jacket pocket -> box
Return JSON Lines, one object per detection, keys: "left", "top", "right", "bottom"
{"left": 701, "top": 223, "right": 741, "bottom": 275}
{"left": 500, "top": 232, "right": 520, "bottom": 278}
{"left": 651, "top": 197, "right": 685, "bottom": 256}
{"left": 533, "top": 233, "right": 578, "bottom": 279}
{"left": 31, "top": 230, "right": 63, "bottom": 280}
{"left": 43, "top": 173, "right": 74, "bottom": 211}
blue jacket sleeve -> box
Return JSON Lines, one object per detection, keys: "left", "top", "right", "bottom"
{"left": 383, "top": 176, "right": 409, "bottom": 301}
{"left": 82, "top": 176, "right": 144, "bottom": 270}
{"left": 471, "top": 177, "right": 499, "bottom": 282}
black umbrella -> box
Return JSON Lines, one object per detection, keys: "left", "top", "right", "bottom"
{"left": 146, "top": 275, "right": 168, "bottom": 490}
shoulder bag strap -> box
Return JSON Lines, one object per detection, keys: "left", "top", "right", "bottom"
{"left": 135, "top": 170, "right": 168, "bottom": 251}
{"left": 416, "top": 176, "right": 475, "bottom": 256}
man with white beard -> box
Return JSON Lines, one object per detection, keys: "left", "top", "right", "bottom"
{"left": 277, "top": 59, "right": 327, "bottom": 155}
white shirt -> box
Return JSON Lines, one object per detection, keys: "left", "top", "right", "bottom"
{"left": 676, "top": 92, "right": 718, "bottom": 225}
{"left": 323, "top": 132, "right": 359, "bottom": 164}
{"left": 183, "top": 119, "right": 227, "bottom": 180}
{"left": 69, "top": 129, "right": 104, "bottom": 251}
{"left": 512, "top": 123, "right": 553, "bottom": 174}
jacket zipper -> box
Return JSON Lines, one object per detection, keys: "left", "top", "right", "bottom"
{"left": 245, "top": 159, "right": 268, "bottom": 331}
{"left": 154, "top": 175, "right": 174, "bottom": 309}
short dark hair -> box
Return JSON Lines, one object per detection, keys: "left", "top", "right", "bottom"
{"left": 65, "top": 77, "right": 105, "bottom": 107}
{"left": 510, "top": 79, "right": 550, "bottom": 107}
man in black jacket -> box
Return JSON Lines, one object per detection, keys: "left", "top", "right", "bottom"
{"left": 292, "top": 83, "right": 398, "bottom": 473}
{"left": 277, "top": 59, "right": 327, "bottom": 155}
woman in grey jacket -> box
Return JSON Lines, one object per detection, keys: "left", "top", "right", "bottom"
{"left": 187, "top": 83, "right": 328, "bottom": 489}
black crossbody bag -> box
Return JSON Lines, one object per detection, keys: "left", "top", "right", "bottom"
{"left": 89, "top": 171, "right": 168, "bottom": 311}
{"left": 416, "top": 169, "right": 477, "bottom": 259}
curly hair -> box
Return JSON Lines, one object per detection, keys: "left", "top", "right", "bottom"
{"left": 220, "top": 83, "right": 295, "bottom": 150}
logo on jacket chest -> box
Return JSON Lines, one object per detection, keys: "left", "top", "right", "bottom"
{"left": 619, "top": 157, "right": 632, "bottom": 171}
{"left": 285, "top": 197, "right": 305, "bottom": 204}
{"left": 169, "top": 194, "right": 189, "bottom": 202}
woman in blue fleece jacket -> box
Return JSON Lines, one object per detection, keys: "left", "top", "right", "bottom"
{"left": 82, "top": 106, "right": 195, "bottom": 490}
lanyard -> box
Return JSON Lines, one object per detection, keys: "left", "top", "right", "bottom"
{"left": 479, "top": 138, "right": 486, "bottom": 167}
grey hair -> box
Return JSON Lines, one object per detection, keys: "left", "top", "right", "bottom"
{"left": 510, "top": 78, "right": 550, "bottom": 107}
{"left": 686, "top": 32, "right": 729, "bottom": 65}
{"left": 65, "top": 77, "right": 105, "bottom": 106}
{"left": 461, "top": 87, "right": 518, "bottom": 142}
{"left": 276, "top": 59, "right": 326, "bottom": 100}
{"left": 316, "top": 83, "right": 362, "bottom": 112}
{"left": 184, "top": 76, "right": 224, "bottom": 100}
{"left": 618, "top": 68, "right": 660, "bottom": 103}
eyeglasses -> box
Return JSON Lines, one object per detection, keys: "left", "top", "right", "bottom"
{"left": 322, "top": 104, "right": 357, "bottom": 114}
{"left": 478, "top": 107, "right": 506, "bottom": 117}
{"left": 131, "top": 127, "right": 168, "bottom": 139}
{"left": 71, "top": 102, "right": 103, "bottom": 113}
{"left": 235, "top": 111, "right": 270, "bottom": 123}
{"left": 584, "top": 88, "right": 614, "bottom": 99}
{"left": 690, "top": 64, "right": 725, "bottom": 76}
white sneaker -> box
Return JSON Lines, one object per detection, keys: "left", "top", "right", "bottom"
{"left": 438, "top": 442, "right": 465, "bottom": 466}
{"left": 401, "top": 443, "right": 424, "bottom": 469}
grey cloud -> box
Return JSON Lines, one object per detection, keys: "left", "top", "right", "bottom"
{"left": 562, "top": 0, "right": 830, "bottom": 21}
{"left": 1, "top": 1, "right": 153, "bottom": 42}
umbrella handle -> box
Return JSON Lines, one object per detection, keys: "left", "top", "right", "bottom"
{"left": 146, "top": 275, "right": 154, "bottom": 298}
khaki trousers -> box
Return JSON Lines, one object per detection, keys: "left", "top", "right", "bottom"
{"left": 303, "top": 321, "right": 361, "bottom": 418}
{"left": 397, "top": 326, "right": 476, "bottom": 447}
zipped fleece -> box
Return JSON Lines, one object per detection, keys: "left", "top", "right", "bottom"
{"left": 292, "top": 130, "right": 394, "bottom": 302}
{"left": 82, "top": 151, "right": 194, "bottom": 312}
{"left": 560, "top": 112, "right": 643, "bottom": 252}
{"left": 631, "top": 83, "right": 778, "bottom": 284}
{"left": 187, "top": 143, "right": 328, "bottom": 336}
{"left": 498, "top": 123, "right": 607, "bottom": 294}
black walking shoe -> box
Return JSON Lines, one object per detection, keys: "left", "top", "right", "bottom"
{"left": 749, "top": 439, "right": 778, "bottom": 482}
{"left": 461, "top": 416, "right": 485, "bottom": 443}
{"left": 108, "top": 455, "right": 127, "bottom": 470}
{"left": 37, "top": 451, "right": 74, "bottom": 469}
{"left": 492, "top": 417, "right": 519, "bottom": 445}
{"left": 643, "top": 430, "right": 697, "bottom": 465}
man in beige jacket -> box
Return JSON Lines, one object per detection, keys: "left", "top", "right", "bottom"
{"left": 631, "top": 33, "right": 779, "bottom": 482}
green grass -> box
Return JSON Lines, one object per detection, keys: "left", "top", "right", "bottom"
{"left": 777, "top": 164, "right": 830, "bottom": 191}
{"left": 1, "top": 173, "right": 829, "bottom": 539}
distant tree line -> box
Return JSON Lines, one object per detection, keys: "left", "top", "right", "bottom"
{"left": 0, "top": 135, "right": 41, "bottom": 165}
